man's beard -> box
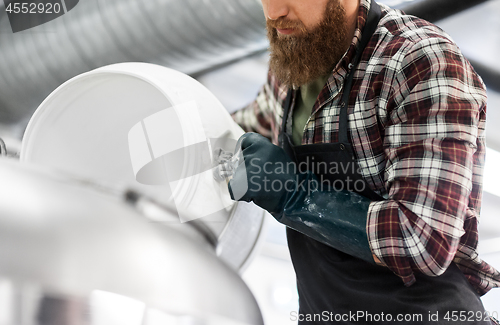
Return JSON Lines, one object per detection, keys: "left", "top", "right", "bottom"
{"left": 267, "top": 0, "right": 349, "bottom": 88}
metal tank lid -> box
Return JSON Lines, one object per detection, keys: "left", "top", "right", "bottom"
{"left": 20, "top": 62, "right": 267, "bottom": 273}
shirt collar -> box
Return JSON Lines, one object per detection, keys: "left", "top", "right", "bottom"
{"left": 331, "top": 0, "right": 372, "bottom": 77}
{"left": 315, "top": 0, "right": 371, "bottom": 110}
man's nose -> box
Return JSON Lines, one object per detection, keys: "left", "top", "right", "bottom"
{"left": 266, "top": 0, "right": 289, "bottom": 20}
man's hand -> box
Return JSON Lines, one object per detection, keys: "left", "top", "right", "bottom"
{"left": 228, "top": 132, "right": 297, "bottom": 214}
{"left": 228, "top": 132, "right": 376, "bottom": 264}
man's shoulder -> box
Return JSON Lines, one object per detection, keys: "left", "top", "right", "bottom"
{"left": 265, "top": 70, "right": 289, "bottom": 107}
{"left": 376, "top": 4, "right": 458, "bottom": 56}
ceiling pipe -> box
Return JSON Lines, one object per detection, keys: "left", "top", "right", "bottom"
{"left": 467, "top": 58, "right": 500, "bottom": 94}
{"left": 0, "top": 0, "right": 267, "bottom": 126}
{"left": 400, "top": 0, "right": 491, "bottom": 23}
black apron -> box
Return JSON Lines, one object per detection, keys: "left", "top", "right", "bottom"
{"left": 278, "top": 1, "right": 489, "bottom": 324}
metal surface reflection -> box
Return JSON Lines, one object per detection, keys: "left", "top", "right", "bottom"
{"left": 0, "top": 137, "right": 6, "bottom": 156}
{"left": 0, "top": 279, "right": 256, "bottom": 325}
{"left": 0, "top": 158, "right": 264, "bottom": 325}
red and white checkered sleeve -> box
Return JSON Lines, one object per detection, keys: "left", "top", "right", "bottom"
{"left": 366, "top": 36, "right": 488, "bottom": 286}
{"left": 232, "top": 71, "right": 286, "bottom": 141}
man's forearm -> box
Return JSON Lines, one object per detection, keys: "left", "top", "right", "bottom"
{"left": 274, "top": 171, "right": 376, "bottom": 264}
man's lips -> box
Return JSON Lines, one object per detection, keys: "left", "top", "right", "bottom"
{"left": 276, "top": 28, "right": 295, "bottom": 35}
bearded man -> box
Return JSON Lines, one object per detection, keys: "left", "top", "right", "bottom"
{"left": 229, "top": 0, "right": 500, "bottom": 324}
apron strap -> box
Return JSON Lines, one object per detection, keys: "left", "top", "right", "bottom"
{"left": 279, "top": 90, "right": 294, "bottom": 149}
{"left": 339, "top": 0, "right": 382, "bottom": 143}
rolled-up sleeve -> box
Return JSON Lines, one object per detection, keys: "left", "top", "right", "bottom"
{"left": 367, "top": 37, "right": 488, "bottom": 286}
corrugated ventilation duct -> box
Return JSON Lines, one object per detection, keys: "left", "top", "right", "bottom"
{"left": 0, "top": 0, "right": 268, "bottom": 126}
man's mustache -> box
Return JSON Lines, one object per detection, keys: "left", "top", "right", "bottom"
{"left": 266, "top": 18, "right": 307, "bottom": 34}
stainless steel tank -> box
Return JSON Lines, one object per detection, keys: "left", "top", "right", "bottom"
{"left": 20, "top": 62, "right": 268, "bottom": 273}
{"left": 0, "top": 157, "right": 264, "bottom": 325}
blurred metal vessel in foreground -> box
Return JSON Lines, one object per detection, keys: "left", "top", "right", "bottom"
{"left": 0, "top": 157, "right": 263, "bottom": 325}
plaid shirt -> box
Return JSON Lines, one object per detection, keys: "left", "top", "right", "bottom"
{"left": 233, "top": 0, "right": 500, "bottom": 295}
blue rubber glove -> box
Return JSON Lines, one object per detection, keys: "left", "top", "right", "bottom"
{"left": 228, "top": 133, "right": 375, "bottom": 263}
